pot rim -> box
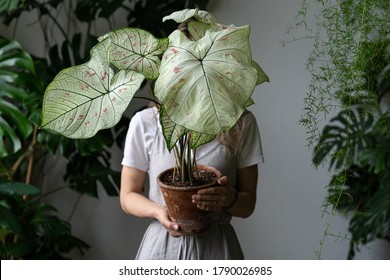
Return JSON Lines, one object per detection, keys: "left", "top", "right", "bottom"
{"left": 157, "top": 164, "right": 222, "bottom": 191}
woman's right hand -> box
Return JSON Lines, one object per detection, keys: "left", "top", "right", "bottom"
{"left": 155, "top": 205, "right": 183, "bottom": 237}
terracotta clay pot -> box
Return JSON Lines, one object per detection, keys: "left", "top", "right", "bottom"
{"left": 157, "top": 165, "right": 221, "bottom": 235}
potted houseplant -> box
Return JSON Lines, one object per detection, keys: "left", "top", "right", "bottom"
{"left": 40, "top": 8, "right": 269, "bottom": 234}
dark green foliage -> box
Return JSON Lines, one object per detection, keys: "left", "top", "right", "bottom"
{"left": 292, "top": 0, "right": 389, "bottom": 259}
{"left": 0, "top": 39, "right": 40, "bottom": 158}
{"left": 0, "top": 39, "right": 90, "bottom": 259}
{"left": 317, "top": 109, "right": 390, "bottom": 259}
{"left": 0, "top": 181, "right": 89, "bottom": 259}
{"left": 313, "top": 107, "right": 374, "bottom": 170}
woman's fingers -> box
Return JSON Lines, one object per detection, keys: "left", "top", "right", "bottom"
{"left": 192, "top": 194, "right": 221, "bottom": 211}
{"left": 217, "top": 176, "right": 229, "bottom": 186}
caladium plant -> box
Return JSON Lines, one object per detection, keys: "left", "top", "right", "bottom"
{"left": 41, "top": 8, "right": 269, "bottom": 184}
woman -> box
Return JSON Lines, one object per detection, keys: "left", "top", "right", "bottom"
{"left": 120, "top": 105, "right": 263, "bottom": 259}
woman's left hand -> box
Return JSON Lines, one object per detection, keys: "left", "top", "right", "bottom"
{"left": 191, "top": 176, "right": 237, "bottom": 212}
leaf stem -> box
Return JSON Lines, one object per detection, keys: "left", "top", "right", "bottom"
{"left": 25, "top": 126, "right": 38, "bottom": 185}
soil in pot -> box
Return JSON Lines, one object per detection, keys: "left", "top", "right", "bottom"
{"left": 157, "top": 165, "right": 221, "bottom": 235}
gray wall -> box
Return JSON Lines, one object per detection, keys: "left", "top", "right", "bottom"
{"left": 2, "top": 0, "right": 389, "bottom": 259}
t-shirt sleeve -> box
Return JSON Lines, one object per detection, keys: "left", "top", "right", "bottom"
{"left": 121, "top": 109, "right": 156, "bottom": 172}
{"left": 237, "top": 112, "right": 264, "bottom": 169}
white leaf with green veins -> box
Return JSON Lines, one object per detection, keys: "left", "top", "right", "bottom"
{"left": 159, "top": 106, "right": 216, "bottom": 150}
{"left": 41, "top": 38, "right": 145, "bottom": 138}
{"left": 104, "top": 28, "right": 168, "bottom": 79}
{"left": 155, "top": 25, "right": 258, "bottom": 135}
{"left": 252, "top": 60, "right": 270, "bottom": 85}
{"left": 159, "top": 106, "right": 188, "bottom": 151}
{"left": 186, "top": 20, "right": 221, "bottom": 41}
{"left": 190, "top": 131, "right": 216, "bottom": 149}
{"left": 162, "top": 8, "right": 217, "bottom": 24}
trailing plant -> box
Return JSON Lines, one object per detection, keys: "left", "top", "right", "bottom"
{"left": 40, "top": 8, "right": 269, "bottom": 185}
{"left": 287, "top": 0, "right": 389, "bottom": 259}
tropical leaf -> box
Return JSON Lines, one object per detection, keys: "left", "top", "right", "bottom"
{"left": 103, "top": 27, "right": 169, "bottom": 79}
{"left": 186, "top": 20, "right": 220, "bottom": 40}
{"left": 65, "top": 153, "right": 120, "bottom": 197}
{"left": 252, "top": 60, "right": 270, "bottom": 85}
{"left": 0, "top": 240, "right": 38, "bottom": 259}
{"left": 159, "top": 106, "right": 188, "bottom": 151}
{"left": 30, "top": 215, "right": 70, "bottom": 238}
{"left": 0, "top": 0, "right": 22, "bottom": 14}
{"left": 0, "top": 39, "right": 35, "bottom": 72}
{"left": 312, "top": 107, "right": 374, "bottom": 170}
{"left": 364, "top": 178, "right": 390, "bottom": 239}
{"left": 155, "top": 25, "right": 258, "bottom": 135}
{"left": 0, "top": 39, "right": 36, "bottom": 157}
{"left": 163, "top": 8, "right": 218, "bottom": 41}
{"left": 0, "top": 98, "right": 32, "bottom": 138}
{"left": 0, "top": 115, "right": 21, "bottom": 157}
{"left": 0, "top": 182, "right": 40, "bottom": 196}
{"left": 159, "top": 106, "right": 216, "bottom": 150}
{"left": 41, "top": 37, "right": 145, "bottom": 138}
{"left": 162, "top": 8, "right": 216, "bottom": 24}
{"left": 0, "top": 204, "right": 21, "bottom": 234}
{"left": 190, "top": 131, "right": 216, "bottom": 149}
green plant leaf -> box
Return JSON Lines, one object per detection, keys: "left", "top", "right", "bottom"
{"left": 0, "top": 38, "right": 37, "bottom": 158}
{"left": 364, "top": 181, "right": 390, "bottom": 238}
{"left": 190, "top": 131, "right": 216, "bottom": 149}
{"left": 41, "top": 38, "right": 145, "bottom": 138}
{"left": 163, "top": 8, "right": 219, "bottom": 41}
{"left": 155, "top": 25, "right": 258, "bottom": 135}
{"left": 159, "top": 106, "right": 216, "bottom": 150}
{"left": 0, "top": 240, "right": 38, "bottom": 259}
{"left": 0, "top": 182, "right": 40, "bottom": 196}
{"left": 313, "top": 107, "right": 374, "bottom": 170}
{"left": 0, "top": 204, "right": 21, "bottom": 234}
{"left": 0, "top": 115, "right": 21, "bottom": 157}
{"left": 0, "top": 0, "right": 22, "bottom": 14}
{"left": 252, "top": 60, "right": 270, "bottom": 85}
{"left": 162, "top": 8, "right": 216, "bottom": 24}
{"left": 0, "top": 98, "right": 33, "bottom": 138}
{"left": 0, "top": 40, "right": 35, "bottom": 73}
{"left": 30, "top": 215, "right": 70, "bottom": 238}
{"left": 65, "top": 153, "right": 120, "bottom": 197}
{"left": 0, "top": 78, "right": 30, "bottom": 101}
{"left": 159, "top": 106, "right": 188, "bottom": 151}
{"left": 186, "top": 20, "right": 220, "bottom": 41}
{"left": 103, "top": 27, "right": 168, "bottom": 80}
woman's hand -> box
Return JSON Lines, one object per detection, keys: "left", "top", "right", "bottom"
{"left": 155, "top": 204, "right": 185, "bottom": 237}
{"left": 121, "top": 166, "right": 185, "bottom": 237}
{"left": 191, "top": 176, "right": 237, "bottom": 212}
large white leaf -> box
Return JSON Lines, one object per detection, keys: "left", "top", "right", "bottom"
{"left": 103, "top": 28, "right": 168, "bottom": 79}
{"left": 41, "top": 38, "right": 144, "bottom": 138}
{"left": 155, "top": 25, "right": 258, "bottom": 135}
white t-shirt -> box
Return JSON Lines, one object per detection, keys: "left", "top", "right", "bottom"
{"left": 121, "top": 106, "right": 264, "bottom": 260}
{"left": 122, "top": 106, "right": 263, "bottom": 173}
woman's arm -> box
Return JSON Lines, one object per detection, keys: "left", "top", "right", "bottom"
{"left": 192, "top": 164, "right": 258, "bottom": 218}
{"left": 120, "top": 166, "right": 181, "bottom": 234}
